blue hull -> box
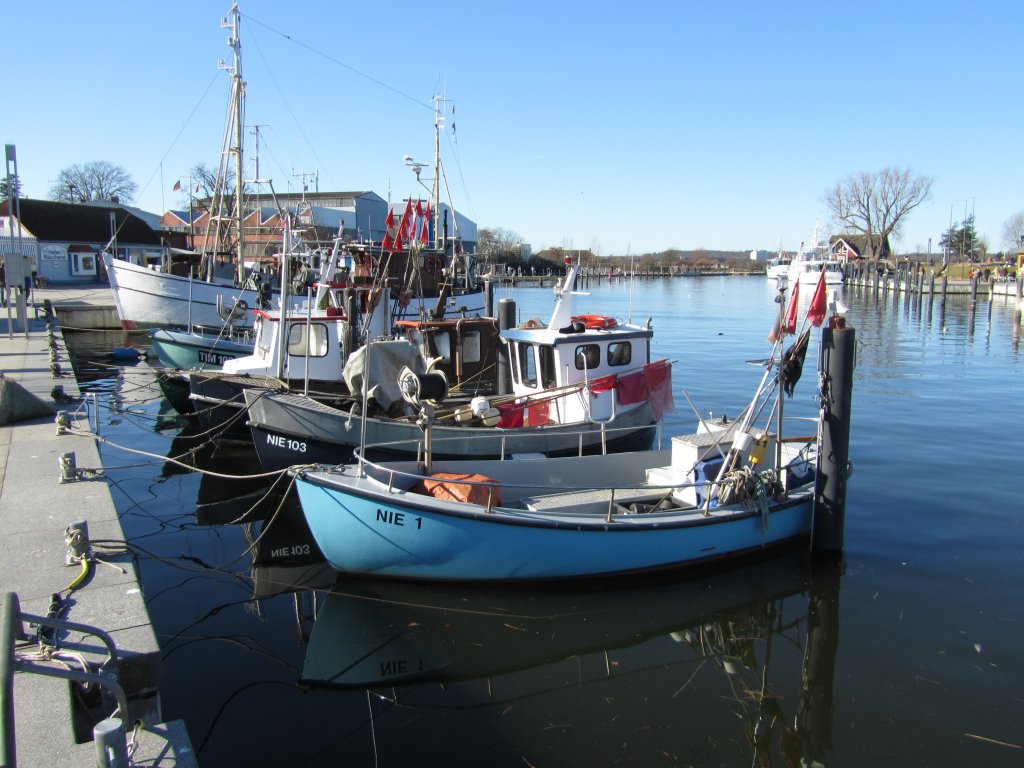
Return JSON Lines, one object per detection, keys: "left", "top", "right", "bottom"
{"left": 293, "top": 461, "right": 815, "bottom": 581}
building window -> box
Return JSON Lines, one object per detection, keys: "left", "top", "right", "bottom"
{"left": 70, "top": 252, "right": 97, "bottom": 276}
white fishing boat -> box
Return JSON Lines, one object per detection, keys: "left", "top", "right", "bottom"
{"left": 787, "top": 225, "right": 844, "bottom": 287}
{"left": 244, "top": 258, "right": 672, "bottom": 468}
{"left": 766, "top": 251, "right": 792, "bottom": 280}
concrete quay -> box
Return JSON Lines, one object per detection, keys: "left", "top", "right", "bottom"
{"left": 0, "top": 284, "right": 197, "bottom": 767}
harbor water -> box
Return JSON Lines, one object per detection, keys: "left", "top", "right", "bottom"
{"left": 66, "top": 275, "right": 1023, "bottom": 767}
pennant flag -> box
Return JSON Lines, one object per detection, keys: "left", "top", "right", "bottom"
{"left": 381, "top": 208, "right": 397, "bottom": 252}
{"left": 807, "top": 269, "right": 828, "bottom": 327}
{"left": 172, "top": 180, "right": 182, "bottom": 192}
{"left": 770, "top": 280, "right": 798, "bottom": 342}
{"left": 400, "top": 199, "right": 414, "bottom": 239}
{"left": 783, "top": 280, "right": 800, "bottom": 334}
{"left": 420, "top": 201, "right": 431, "bottom": 244}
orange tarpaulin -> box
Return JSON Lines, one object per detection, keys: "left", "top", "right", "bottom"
{"left": 416, "top": 473, "right": 502, "bottom": 506}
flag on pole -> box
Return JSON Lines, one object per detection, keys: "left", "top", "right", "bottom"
{"left": 381, "top": 208, "right": 397, "bottom": 252}
{"left": 807, "top": 269, "right": 828, "bottom": 327}
{"left": 768, "top": 280, "right": 799, "bottom": 342}
{"left": 420, "top": 201, "right": 431, "bottom": 244}
{"left": 782, "top": 280, "right": 800, "bottom": 335}
{"left": 172, "top": 180, "right": 181, "bottom": 192}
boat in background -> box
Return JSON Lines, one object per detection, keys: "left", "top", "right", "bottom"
{"left": 150, "top": 326, "right": 254, "bottom": 370}
{"left": 788, "top": 224, "right": 844, "bottom": 286}
{"left": 766, "top": 250, "right": 791, "bottom": 280}
{"left": 104, "top": 5, "right": 483, "bottom": 332}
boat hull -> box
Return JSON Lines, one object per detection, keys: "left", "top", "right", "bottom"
{"left": 104, "top": 253, "right": 486, "bottom": 330}
{"left": 293, "top": 455, "right": 815, "bottom": 581}
{"left": 245, "top": 390, "right": 658, "bottom": 469}
{"left": 150, "top": 329, "right": 253, "bottom": 370}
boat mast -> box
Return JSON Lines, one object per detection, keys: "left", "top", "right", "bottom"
{"left": 202, "top": 4, "right": 245, "bottom": 283}
{"left": 431, "top": 96, "right": 442, "bottom": 253}
{"left": 226, "top": 3, "right": 246, "bottom": 285}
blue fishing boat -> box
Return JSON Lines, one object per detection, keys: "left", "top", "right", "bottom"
{"left": 291, "top": 419, "right": 818, "bottom": 581}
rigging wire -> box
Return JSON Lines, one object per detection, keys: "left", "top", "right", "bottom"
{"left": 242, "top": 12, "right": 434, "bottom": 112}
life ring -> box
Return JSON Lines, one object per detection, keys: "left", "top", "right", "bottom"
{"left": 572, "top": 314, "right": 617, "bottom": 330}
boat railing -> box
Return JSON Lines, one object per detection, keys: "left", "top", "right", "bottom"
{"left": 356, "top": 419, "right": 663, "bottom": 462}
{"left": 345, "top": 419, "right": 816, "bottom": 518}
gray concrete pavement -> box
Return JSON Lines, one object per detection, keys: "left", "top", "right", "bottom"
{"left": 0, "top": 284, "right": 197, "bottom": 766}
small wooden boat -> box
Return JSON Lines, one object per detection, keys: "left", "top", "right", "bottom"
{"left": 291, "top": 413, "right": 819, "bottom": 581}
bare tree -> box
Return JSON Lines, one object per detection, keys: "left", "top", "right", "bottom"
{"left": 1000, "top": 211, "right": 1024, "bottom": 250}
{"left": 478, "top": 227, "right": 525, "bottom": 261}
{"left": 49, "top": 161, "right": 138, "bottom": 203}
{"left": 823, "top": 166, "right": 933, "bottom": 257}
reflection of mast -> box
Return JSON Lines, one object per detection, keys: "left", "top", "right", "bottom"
{"left": 797, "top": 559, "right": 842, "bottom": 765}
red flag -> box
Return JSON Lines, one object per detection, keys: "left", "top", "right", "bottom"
{"left": 783, "top": 280, "right": 800, "bottom": 334}
{"left": 420, "top": 201, "right": 431, "bottom": 244}
{"left": 381, "top": 208, "right": 396, "bottom": 252}
{"left": 395, "top": 199, "right": 413, "bottom": 252}
{"left": 172, "top": 180, "right": 182, "bottom": 192}
{"left": 400, "top": 199, "right": 414, "bottom": 238}
{"left": 769, "top": 280, "right": 800, "bottom": 342}
{"left": 807, "top": 269, "right": 828, "bottom": 327}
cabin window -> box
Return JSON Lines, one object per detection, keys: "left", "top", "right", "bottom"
{"left": 517, "top": 343, "right": 537, "bottom": 387}
{"left": 434, "top": 331, "right": 452, "bottom": 363}
{"left": 608, "top": 342, "right": 631, "bottom": 367}
{"left": 574, "top": 344, "right": 600, "bottom": 370}
{"left": 539, "top": 345, "right": 556, "bottom": 387}
{"left": 461, "top": 331, "right": 481, "bottom": 364}
{"left": 287, "top": 322, "right": 328, "bottom": 358}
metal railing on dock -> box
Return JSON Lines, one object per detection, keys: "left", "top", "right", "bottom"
{"left": 1, "top": 591, "right": 130, "bottom": 768}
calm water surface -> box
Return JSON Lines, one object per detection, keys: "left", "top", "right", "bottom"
{"left": 68, "top": 276, "right": 1024, "bottom": 767}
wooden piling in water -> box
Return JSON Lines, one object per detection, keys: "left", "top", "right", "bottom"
{"left": 813, "top": 322, "right": 855, "bottom": 554}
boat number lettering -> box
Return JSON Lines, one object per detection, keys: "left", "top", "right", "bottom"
{"left": 198, "top": 351, "right": 230, "bottom": 366}
{"left": 266, "top": 434, "right": 307, "bottom": 453}
{"left": 269, "top": 544, "right": 312, "bottom": 559}
{"left": 376, "top": 509, "right": 423, "bottom": 529}
{"left": 380, "top": 658, "right": 423, "bottom": 676}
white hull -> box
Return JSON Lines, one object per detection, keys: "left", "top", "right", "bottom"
{"left": 104, "top": 254, "right": 273, "bottom": 330}
{"left": 104, "top": 253, "right": 485, "bottom": 330}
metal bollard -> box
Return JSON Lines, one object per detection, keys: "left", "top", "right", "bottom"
{"left": 59, "top": 452, "right": 77, "bottom": 483}
{"left": 94, "top": 717, "right": 130, "bottom": 768}
{"left": 65, "top": 520, "right": 89, "bottom": 565}
{"left": 55, "top": 410, "right": 71, "bottom": 435}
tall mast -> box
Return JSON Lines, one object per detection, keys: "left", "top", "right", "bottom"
{"left": 225, "top": 3, "right": 245, "bottom": 284}
{"left": 432, "top": 96, "right": 442, "bottom": 251}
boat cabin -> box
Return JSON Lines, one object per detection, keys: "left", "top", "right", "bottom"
{"left": 395, "top": 318, "right": 501, "bottom": 396}
{"left": 501, "top": 316, "right": 654, "bottom": 424}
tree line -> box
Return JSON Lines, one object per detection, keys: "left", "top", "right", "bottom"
{"left": 5, "top": 161, "right": 1024, "bottom": 259}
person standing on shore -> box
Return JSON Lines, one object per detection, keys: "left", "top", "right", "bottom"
{"left": 0, "top": 259, "right": 6, "bottom": 308}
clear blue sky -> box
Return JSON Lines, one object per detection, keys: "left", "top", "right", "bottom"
{"left": 6, "top": 1, "right": 1022, "bottom": 256}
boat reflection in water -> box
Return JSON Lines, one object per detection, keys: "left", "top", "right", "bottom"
{"left": 298, "top": 551, "right": 841, "bottom": 767}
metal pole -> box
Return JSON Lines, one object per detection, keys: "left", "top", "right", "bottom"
{"left": 1, "top": 593, "right": 19, "bottom": 768}
{"left": 497, "top": 298, "right": 516, "bottom": 396}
